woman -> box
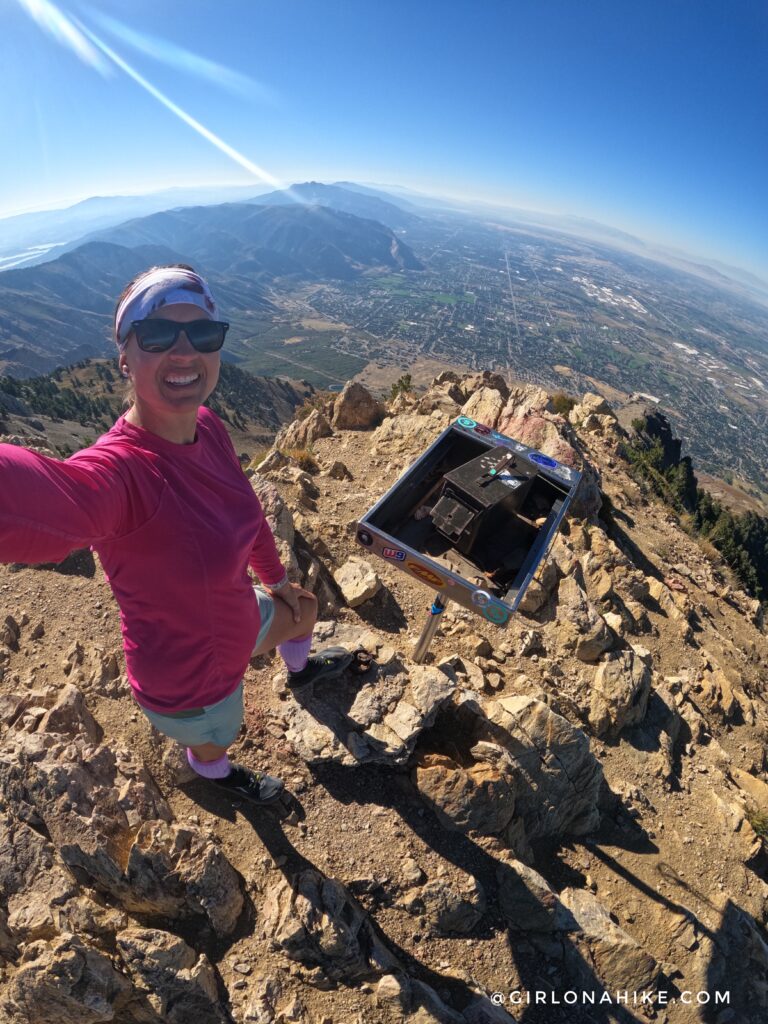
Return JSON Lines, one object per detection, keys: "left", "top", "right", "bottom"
{"left": 0, "top": 264, "right": 351, "bottom": 805}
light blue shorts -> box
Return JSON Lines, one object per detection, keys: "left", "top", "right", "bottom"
{"left": 140, "top": 586, "right": 276, "bottom": 747}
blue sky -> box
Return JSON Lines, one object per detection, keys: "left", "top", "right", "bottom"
{"left": 1, "top": 0, "right": 766, "bottom": 277}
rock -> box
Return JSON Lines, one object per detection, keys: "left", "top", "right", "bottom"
{"left": 371, "top": 413, "right": 445, "bottom": 454}
{"left": 465, "top": 635, "right": 493, "bottom": 658}
{"left": 647, "top": 577, "right": 688, "bottom": 621}
{"left": 331, "top": 382, "right": 384, "bottom": 430}
{"left": 243, "top": 974, "right": 283, "bottom": 1023}
{"left": 412, "top": 748, "right": 517, "bottom": 838}
{"left": 260, "top": 870, "right": 399, "bottom": 983}
{"left": 569, "top": 392, "right": 614, "bottom": 422}
{"left": 731, "top": 768, "right": 768, "bottom": 812}
{"left": 557, "top": 888, "right": 658, "bottom": 992}
{"left": 460, "top": 386, "right": 507, "bottom": 429}
{"left": 481, "top": 695, "right": 602, "bottom": 840}
{"left": 250, "top": 475, "right": 296, "bottom": 547}
{"left": 275, "top": 408, "right": 333, "bottom": 448}
{"left": 325, "top": 459, "right": 353, "bottom": 480}
{"left": 285, "top": 662, "right": 457, "bottom": 766}
{"left": 568, "top": 463, "right": 603, "bottom": 519}
{"left": 1, "top": 934, "right": 133, "bottom": 1024}
{"left": 0, "top": 734, "right": 243, "bottom": 936}
{"left": 116, "top": 927, "right": 225, "bottom": 1022}
{"left": 556, "top": 577, "right": 613, "bottom": 663}
{"left": 589, "top": 650, "right": 651, "bottom": 738}
{"left": 38, "top": 684, "right": 102, "bottom": 746}
{"left": 496, "top": 855, "right": 560, "bottom": 931}
{"left": 333, "top": 557, "right": 381, "bottom": 608}
{"left": 418, "top": 873, "right": 486, "bottom": 934}
{"left": 409, "top": 979, "right": 466, "bottom": 1023}
{"left": 517, "top": 560, "right": 559, "bottom": 616}
{"left": 376, "top": 973, "right": 410, "bottom": 1011}
{"left": 519, "top": 630, "right": 544, "bottom": 656}
{"left": 401, "top": 857, "right": 425, "bottom": 886}
{"left": 2, "top": 615, "right": 20, "bottom": 649}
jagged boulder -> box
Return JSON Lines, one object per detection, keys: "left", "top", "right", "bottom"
{"left": 588, "top": 650, "right": 651, "bottom": 738}
{"left": 556, "top": 576, "right": 614, "bottom": 662}
{"left": 275, "top": 408, "right": 333, "bottom": 448}
{"left": 0, "top": 706, "right": 244, "bottom": 938}
{"left": 416, "top": 378, "right": 465, "bottom": 416}
{"left": 568, "top": 392, "right": 624, "bottom": 439}
{"left": 250, "top": 474, "right": 296, "bottom": 548}
{"left": 260, "top": 870, "right": 399, "bottom": 983}
{"left": 459, "top": 386, "right": 507, "bottom": 428}
{"left": 1, "top": 934, "right": 133, "bottom": 1024}
{"left": 412, "top": 694, "right": 602, "bottom": 855}
{"left": 116, "top": 927, "right": 225, "bottom": 1022}
{"left": 570, "top": 392, "right": 613, "bottom": 420}
{"left": 371, "top": 412, "right": 446, "bottom": 456}
{"left": 331, "top": 382, "right": 384, "bottom": 430}
{"left": 413, "top": 745, "right": 518, "bottom": 837}
{"left": 480, "top": 695, "right": 602, "bottom": 840}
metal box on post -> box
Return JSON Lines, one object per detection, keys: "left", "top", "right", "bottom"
{"left": 355, "top": 415, "right": 581, "bottom": 629}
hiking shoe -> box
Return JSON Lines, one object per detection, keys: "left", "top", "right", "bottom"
{"left": 287, "top": 646, "right": 354, "bottom": 688}
{"left": 213, "top": 764, "right": 284, "bottom": 804}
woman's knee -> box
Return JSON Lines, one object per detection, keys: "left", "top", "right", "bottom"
{"left": 300, "top": 592, "right": 318, "bottom": 628}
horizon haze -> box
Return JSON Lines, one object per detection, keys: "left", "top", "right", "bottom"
{"left": 2, "top": 0, "right": 766, "bottom": 278}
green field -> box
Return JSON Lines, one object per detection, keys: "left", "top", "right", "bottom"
{"left": 240, "top": 336, "right": 367, "bottom": 387}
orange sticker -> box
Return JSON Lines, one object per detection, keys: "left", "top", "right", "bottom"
{"left": 406, "top": 561, "right": 445, "bottom": 588}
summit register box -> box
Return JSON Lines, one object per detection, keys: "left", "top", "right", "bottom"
{"left": 355, "top": 416, "right": 581, "bottom": 628}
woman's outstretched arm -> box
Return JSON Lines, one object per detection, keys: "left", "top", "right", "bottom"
{"left": 0, "top": 442, "right": 130, "bottom": 564}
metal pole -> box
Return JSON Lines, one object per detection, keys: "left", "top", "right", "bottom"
{"left": 412, "top": 591, "right": 449, "bottom": 664}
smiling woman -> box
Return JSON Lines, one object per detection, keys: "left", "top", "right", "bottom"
{"left": 0, "top": 264, "right": 354, "bottom": 807}
{"left": 115, "top": 263, "right": 224, "bottom": 443}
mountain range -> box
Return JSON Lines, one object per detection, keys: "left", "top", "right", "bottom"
{"left": 249, "top": 181, "right": 420, "bottom": 231}
{"left": 0, "top": 191, "right": 422, "bottom": 376}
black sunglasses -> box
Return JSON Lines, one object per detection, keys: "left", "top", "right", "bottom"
{"left": 130, "top": 318, "right": 229, "bottom": 353}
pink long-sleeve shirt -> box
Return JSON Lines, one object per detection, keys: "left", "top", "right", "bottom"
{"left": 0, "top": 407, "right": 286, "bottom": 711}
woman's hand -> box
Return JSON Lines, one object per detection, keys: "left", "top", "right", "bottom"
{"left": 268, "top": 581, "right": 314, "bottom": 623}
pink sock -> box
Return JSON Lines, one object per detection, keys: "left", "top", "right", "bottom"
{"left": 186, "top": 749, "right": 231, "bottom": 779}
{"left": 279, "top": 632, "right": 313, "bottom": 672}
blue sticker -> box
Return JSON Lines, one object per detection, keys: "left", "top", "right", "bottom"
{"left": 483, "top": 601, "right": 510, "bottom": 625}
{"left": 457, "top": 416, "right": 477, "bottom": 428}
{"left": 530, "top": 453, "right": 558, "bottom": 468}
{"left": 382, "top": 546, "right": 406, "bottom": 561}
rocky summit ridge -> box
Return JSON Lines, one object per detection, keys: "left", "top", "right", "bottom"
{"left": 0, "top": 372, "right": 767, "bottom": 1024}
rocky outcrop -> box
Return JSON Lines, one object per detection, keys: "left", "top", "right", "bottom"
{"left": 116, "top": 927, "right": 224, "bottom": 1022}
{"left": 275, "top": 408, "right": 333, "bottom": 448}
{"left": 260, "top": 870, "right": 399, "bottom": 984}
{"left": 480, "top": 695, "right": 602, "bottom": 840}
{"left": 412, "top": 693, "right": 603, "bottom": 859}
{"left": 0, "top": 683, "right": 245, "bottom": 951}
{"left": 331, "top": 382, "right": 384, "bottom": 430}
{"left": 1, "top": 934, "right": 134, "bottom": 1024}
{"left": 284, "top": 659, "right": 457, "bottom": 766}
